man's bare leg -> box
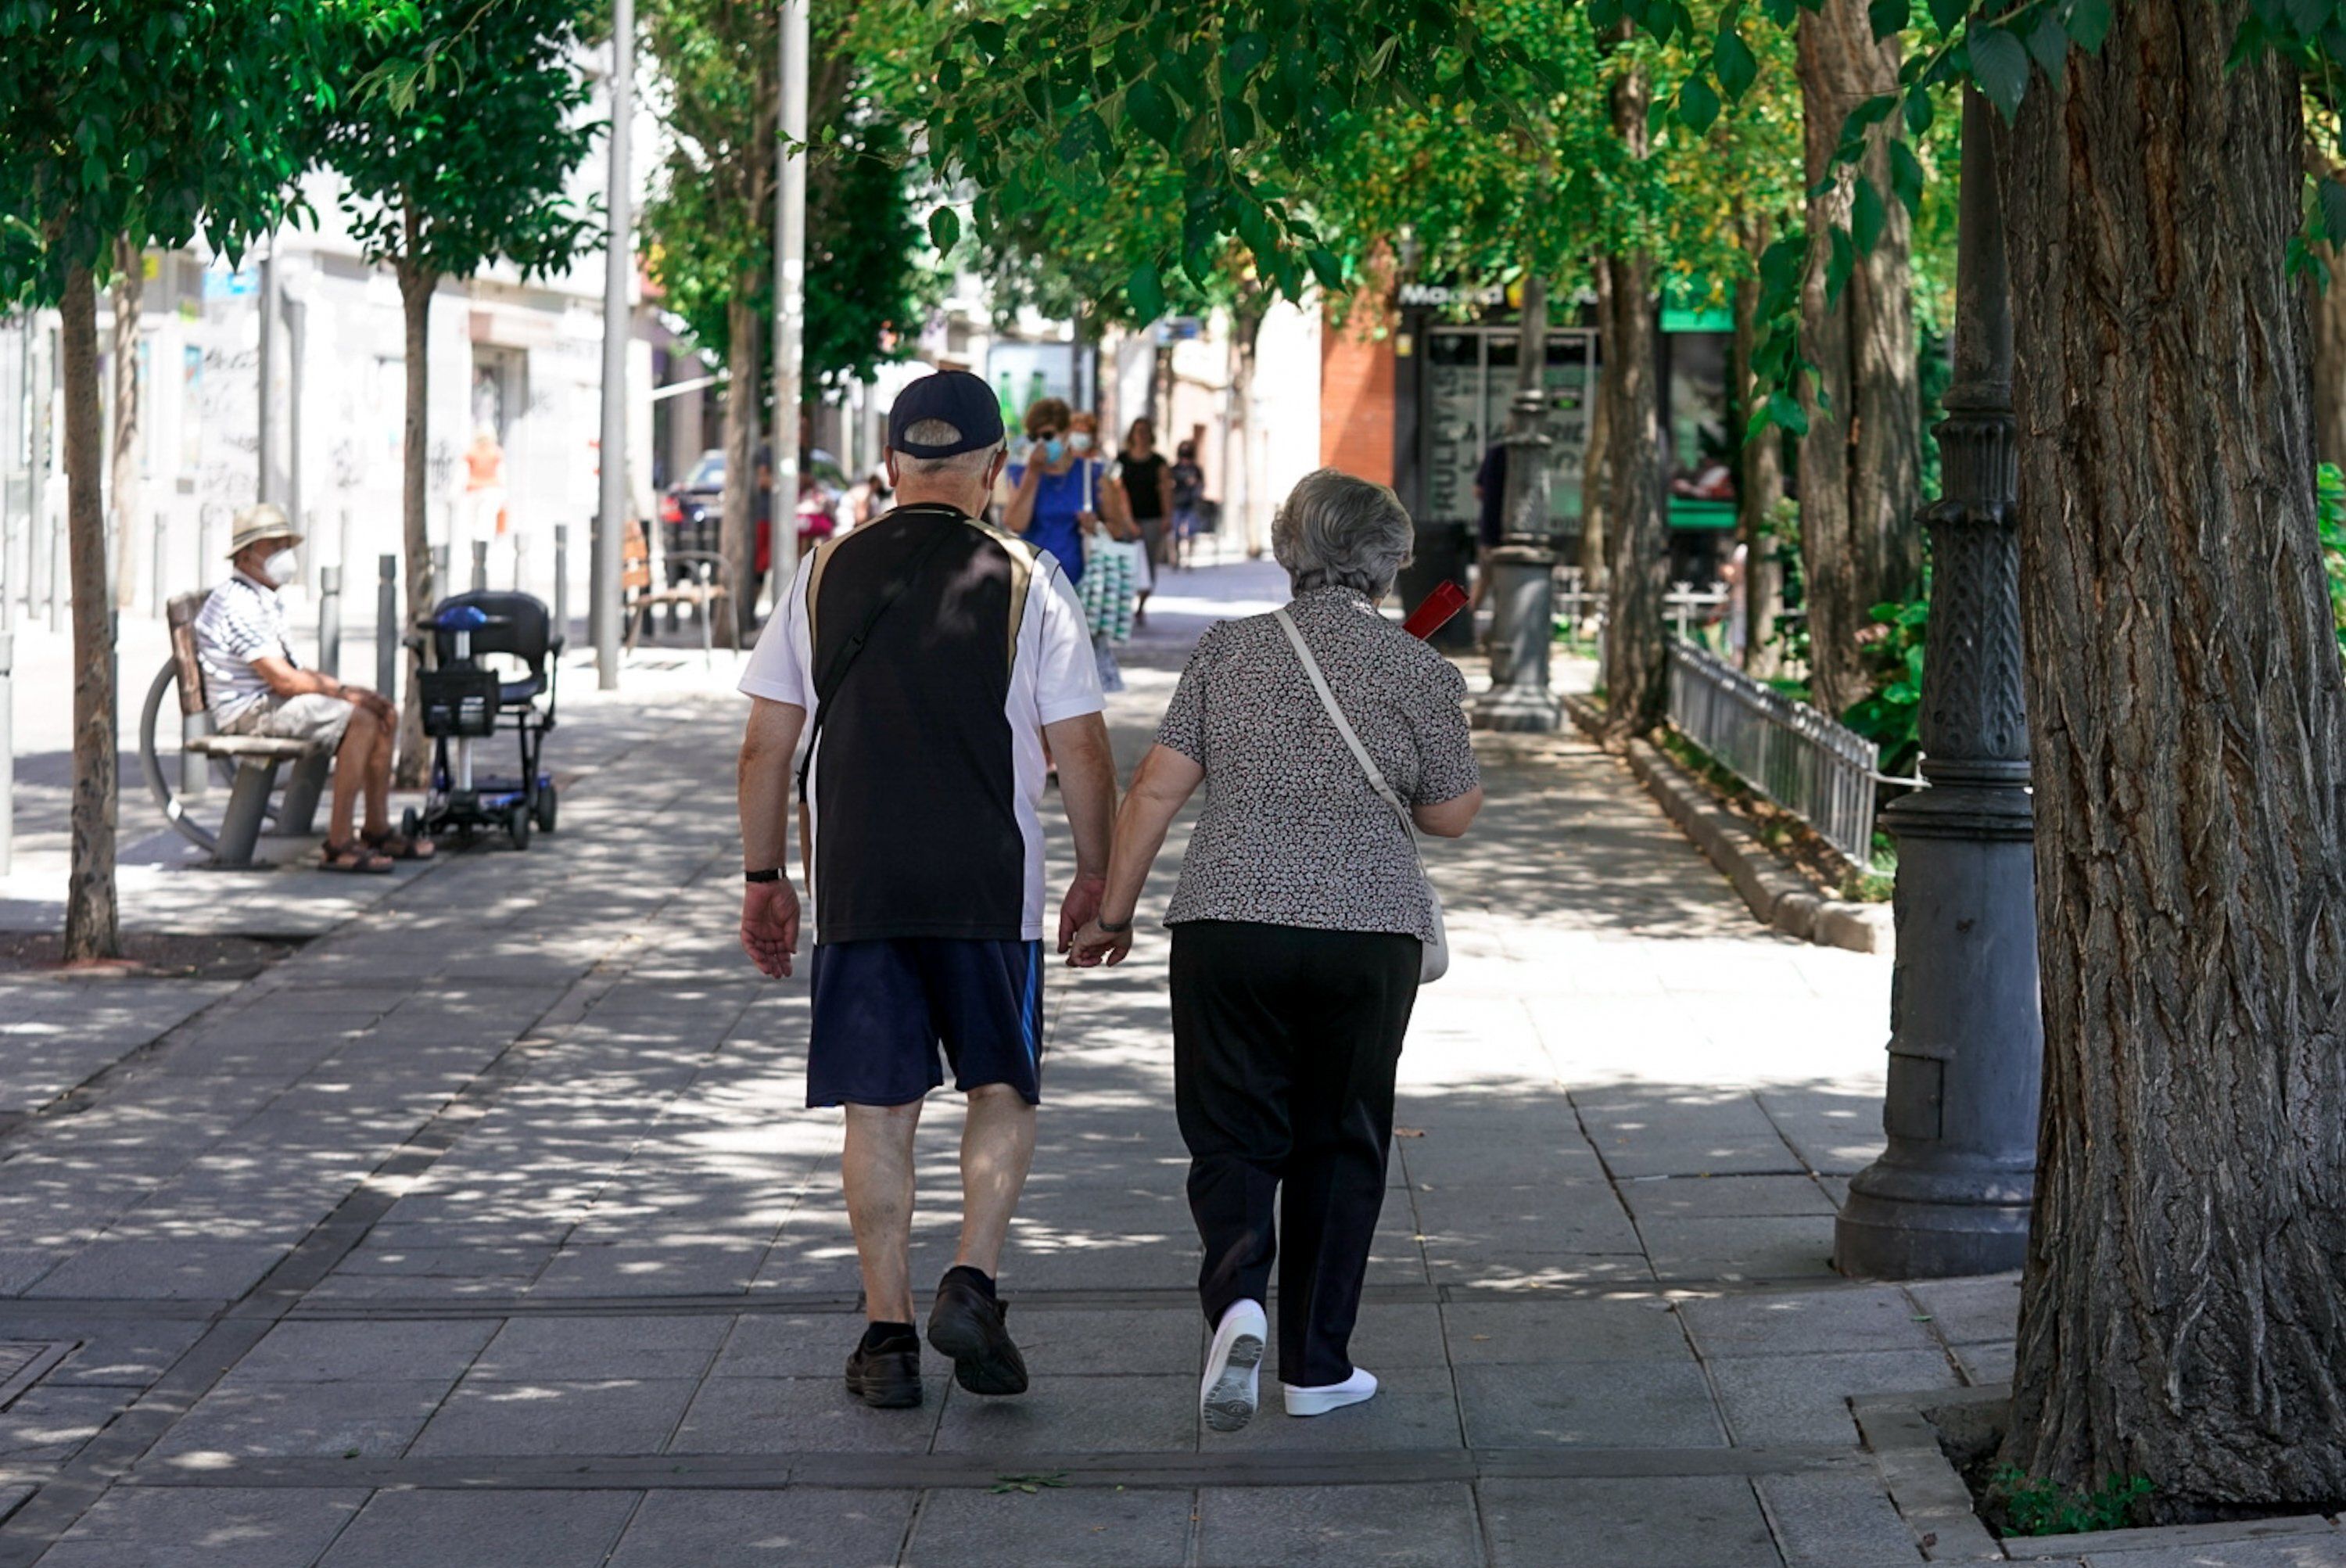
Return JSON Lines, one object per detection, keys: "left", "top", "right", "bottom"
{"left": 328, "top": 707, "right": 378, "bottom": 845}
{"left": 843, "top": 1100, "right": 923, "bottom": 1324}
{"left": 363, "top": 716, "right": 394, "bottom": 839}
{"left": 954, "top": 1083, "right": 1037, "bottom": 1279}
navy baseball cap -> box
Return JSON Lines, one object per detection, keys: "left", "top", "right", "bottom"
{"left": 887, "top": 370, "right": 1006, "bottom": 457}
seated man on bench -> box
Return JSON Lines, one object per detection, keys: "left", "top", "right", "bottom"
{"left": 192, "top": 504, "right": 433, "bottom": 874}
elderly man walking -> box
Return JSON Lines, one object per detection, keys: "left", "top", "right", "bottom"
{"left": 736, "top": 370, "right": 1116, "bottom": 1409}
{"left": 192, "top": 504, "right": 430, "bottom": 873}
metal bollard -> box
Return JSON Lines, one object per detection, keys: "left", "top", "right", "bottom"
{"left": 554, "top": 523, "right": 569, "bottom": 645}
{"left": 513, "top": 533, "right": 530, "bottom": 596}
{"left": 430, "top": 544, "right": 448, "bottom": 604}
{"left": 0, "top": 630, "right": 13, "bottom": 876}
{"left": 376, "top": 554, "right": 396, "bottom": 699}
{"left": 45, "top": 514, "right": 62, "bottom": 634}
{"left": 470, "top": 538, "right": 489, "bottom": 593}
{"left": 318, "top": 565, "right": 342, "bottom": 678}
{"left": 151, "top": 510, "right": 168, "bottom": 615}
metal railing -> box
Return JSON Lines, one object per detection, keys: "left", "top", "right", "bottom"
{"left": 1664, "top": 636, "right": 1881, "bottom": 864}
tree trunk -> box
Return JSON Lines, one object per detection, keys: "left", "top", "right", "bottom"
{"left": 1597, "top": 56, "right": 1666, "bottom": 744}
{"left": 1599, "top": 246, "right": 1665, "bottom": 743}
{"left": 2000, "top": 1, "right": 2346, "bottom": 1513}
{"left": 1579, "top": 257, "right": 1612, "bottom": 604}
{"left": 1231, "top": 292, "right": 1267, "bottom": 558}
{"left": 1733, "top": 215, "right": 1786, "bottom": 676}
{"left": 719, "top": 285, "right": 760, "bottom": 644}
{"left": 395, "top": 254, "right": 435, "bottom": 788}
{"left": 109, "top": 236, "right": 142, "bottom": 612}
{"left": 2310, "top": 253, "right": 2346, "bottom": 471}
{"left": 1795, "top": 0, "right": 1923, "bottom": 719}
{"left": 60, "top": 264, "right": 117, "bottom": 963}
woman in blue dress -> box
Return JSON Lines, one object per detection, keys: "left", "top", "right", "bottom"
{"left": 1004, "top": 396, "right": 1103, "bottom": 585}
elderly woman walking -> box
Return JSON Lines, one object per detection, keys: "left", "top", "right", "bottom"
{"left": 1069, "top": 468, "right": 1483, "bottom": 1432}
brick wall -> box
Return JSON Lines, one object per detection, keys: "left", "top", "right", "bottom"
{"left": 1323, "top": 298, "right": 1389, "bottom": 483}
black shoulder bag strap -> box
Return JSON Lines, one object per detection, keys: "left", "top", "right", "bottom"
{"left": 795, "top": 511, "right": 963, "bottom": 803}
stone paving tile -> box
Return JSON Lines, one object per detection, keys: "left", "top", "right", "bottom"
{"left": 314, "top": 1487, "right": 640, "bottom": 1567}
{"left": 1757, "top": 1471, "right": 1925, "bottom": 1564}
{"left": 1617, "top": 1174, "right": 1839, "bottom": 1221}
{"left": 1196, "top": 1482, "right": 1483, "bottom": 1567}
{"left": 1214, "top": 1364, "right": 1463, "bottom": 1454}
{"left": 959, "top": 1308, "right": 1207, "bottom": 1380}
{"left": 1641, "top": 1215, "right": 1839, "bottom": 1280}
{"left": 25, "top": 1237, "right": 290, "bottom": 1299}
{"left": 1680, "top": 1285, "right": 1943, "bottom": 1358}
{"left": 232, "top": 1319, "right": 499, "bottom": 1383}
{"left": 468, "top": 1312, "right": 731, "bottom": 1381}
{"left": 0, "top": 1387, "right": 133, "bottom": 1463}
{"left": 1709, "top": 1349, "right": 1960, "bottom": 1445}
{"left": 934, "top": 1373, "right": 1198, "bottom": 1455}
{"left": 35, "top": 1485, "right": 369, "bottom": 1568}
{"left": 605, "top": 1487, "right": 915, "bottom": 1567}
{"left": 1455, "top": 1358, "right": 1726, "bottom": 1448}
{"left": 1906, "top": 1272, "right": 2021, "bottom": 1346}
{"left": 1424, "top": 1250, "right": 1657, "bottom": 1290}
{"left": 407, "top": 1376, "right": 701, "bottom": 1456}
{"left": 2076, "top": 1542, "right": 2346, "bottom": 1567}
{"left": 1954, "top": 1339, "right": 2015, "bottom": 1385}
{"left": 1478, "top": 1476, "right": 1779, "bottom": 1568}
{"left": 527, "top": 1240, "right": 768, "bottom": 1297}
{"left": 1440, "top": 1297, "right": 1693, "bottom": 1364}
{"left": 903, "top": 1484, "right": 1196, "bottom": 1568}
{"left": 151, "top": 1377, "right": 454, "bottom": 1461}
{"left": 668, "top": 1374, "right": 949, "bottom": 1453}
{"left": 48, "top": 1317, "right": 211, "bottom": 1387}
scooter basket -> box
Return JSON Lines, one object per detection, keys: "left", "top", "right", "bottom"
{"left": 420, "top": 667, "right": 500, "bottom": 737}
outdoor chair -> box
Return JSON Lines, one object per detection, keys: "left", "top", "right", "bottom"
{"left": 136, "top": 590, "right": 332, "bottom": 868}
{"left": 622, "top": 518, "right": 738, "bottom": 665}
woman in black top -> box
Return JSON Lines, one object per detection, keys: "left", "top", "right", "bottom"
{"left": 1116, "top": 418, "right": 1175, "bottom": 622}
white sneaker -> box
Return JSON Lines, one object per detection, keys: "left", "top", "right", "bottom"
{"left": 1283, "top": 1366, "right": 1379, "bottom": 1417}
{"left": 1200, "top": 1299, "right": 1268, "bottom": 1433}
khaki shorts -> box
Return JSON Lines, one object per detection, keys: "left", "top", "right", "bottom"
{"left": 218, "top": 692, "right": 354, "bottom": 749}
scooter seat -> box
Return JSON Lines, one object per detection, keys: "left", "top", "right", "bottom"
{"left": 498, "top": 674, "right": 547, "bottom": 705}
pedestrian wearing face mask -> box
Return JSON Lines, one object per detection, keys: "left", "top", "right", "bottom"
{"left": 191, "top": 504, "right": 431, "bottom": 873}
{"left": 1005, "top": 397, "right": 1103, "bottom": 588}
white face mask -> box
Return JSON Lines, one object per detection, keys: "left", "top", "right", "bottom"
{"left": 1069, "top": 432, "right": 1094, "bottom": 453}
{"left": 260, "top": 548, "right": 299, "bottom": 586}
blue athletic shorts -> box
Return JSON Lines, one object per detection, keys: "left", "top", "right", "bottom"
{"left": 805, "top": 938, "right": 1045, "bottom": 1108}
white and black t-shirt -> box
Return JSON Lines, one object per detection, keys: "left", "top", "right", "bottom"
{"left": 739, "top": 503, "right": 1103, "bottom": 945}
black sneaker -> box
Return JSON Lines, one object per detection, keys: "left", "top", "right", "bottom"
{"left": 927, "top": 1268, "right": 1028, "bottom": 1396}
{"left": 845, "top": 1331, "right": 923, "bottom": 1409}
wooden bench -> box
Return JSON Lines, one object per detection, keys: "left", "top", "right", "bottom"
{"left": 623, "top": 518, "right": 739, "bottom": 662}
{"left": 135, "top": 591, "right": 333, "bottom": 867}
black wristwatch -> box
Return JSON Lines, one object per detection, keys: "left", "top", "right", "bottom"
{"left": 1096, "top": 917, "right": 1132, "bottom": 934}
{"left": 744, "top": 868, "right": 781, "bottom": 884}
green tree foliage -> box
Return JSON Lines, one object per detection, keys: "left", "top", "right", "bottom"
{"left": 322, "top": 0, "right": 597, "bottom": 780}
{"left": 0, "top": 0, "right": 334, "bottom": 960}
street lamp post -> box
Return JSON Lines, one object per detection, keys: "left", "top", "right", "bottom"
{"left": 1833, "top": 88, "right": 2042, "bottom": 1279}
{"left": 594, "top": 0, "right": 633, "bottom": 691}
{"left": 1472, "top": 275, "right": 1563, "bottom": 733}
{"left": 769, "top": 0, "right": 808, "bottom": 613}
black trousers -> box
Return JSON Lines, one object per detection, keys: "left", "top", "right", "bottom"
{"left": 1171, "top": 920, "right": 1421, "bottom": 1388}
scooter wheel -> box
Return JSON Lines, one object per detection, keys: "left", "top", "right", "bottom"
{"left": 534, "top": 788, "right": 558, "bottom": 834}
{"left": 507, "top": 802, "right": 532, "bottom": 851}
{"left": 401, "top": 807, "right": 421, "bottom": 841}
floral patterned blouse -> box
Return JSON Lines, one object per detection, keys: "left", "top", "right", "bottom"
{"left": 1153, "top": 586, "right": 1480, "bottom": 944}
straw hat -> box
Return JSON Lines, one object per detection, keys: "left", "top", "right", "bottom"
{"left": 227, "top": 503, "right": 301, "bottom": 557}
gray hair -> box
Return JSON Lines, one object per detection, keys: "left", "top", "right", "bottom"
{"left": 1272, "top": 468, "right": 1414, "bottom": 597}
{"left": 893, "top": 418, "right": 999, "bottom": 479}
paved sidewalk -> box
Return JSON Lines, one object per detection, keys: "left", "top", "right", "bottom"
{"left": 0, "top": 562, "right": 2032, "bottom": 1566}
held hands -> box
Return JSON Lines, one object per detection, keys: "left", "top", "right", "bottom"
{"left": 1058, "top": 874, "right": 1104, "bottom": 956}
{"left": 1067, "top": 918, "right": 1133, "bottom": 968}
{"left": 740, "top": 879, "right": 802, "bottom": 978}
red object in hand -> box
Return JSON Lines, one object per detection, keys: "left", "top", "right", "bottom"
{"left": 1402, "top": 581, "right": 1469, "bottom": 640}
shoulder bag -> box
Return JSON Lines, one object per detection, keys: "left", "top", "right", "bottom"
{"left": 1272, "top": 606, "right": 1449, "bottom": 985}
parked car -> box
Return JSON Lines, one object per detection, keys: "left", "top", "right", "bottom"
{"left": 658, "top": 447, "right": 848, "bottom": 587}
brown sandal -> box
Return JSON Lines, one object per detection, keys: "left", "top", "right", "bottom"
{"left": 321, "top": 841, "right": 395, "bottom": 875}
{"left": 363, "top": 831, "right": 436, "bottom": 861}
